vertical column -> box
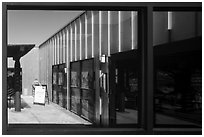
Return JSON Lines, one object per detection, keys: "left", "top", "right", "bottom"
{"left": 70, "top": 26, "right": 73, "bottom": 62}
{"left": 131, "top": 11, "right": 138, "bottom": 50}
{"left": 57, "top": 34, "right": 60, "bottom": 64}
{"left": 118, "top": 11, "right": 121, "bottom": 52}
{"left": 56, "top": 35, "right": 58, "bottom": 65}
{"left": 54, "top": 37, "right": 56, "bottom": 65}
{"left": 80, "top": 18, "right": 82, "bottom": 60}
{"left": 93, "top": 11, "right": 100, "bottom": 125}
{"left": 55, "top": 35, "right": 57, "bottom": 65}
{"left": 99, "top": 11, "right": 102, "bottom": 57}
{"left": 62, "top": 32, "right": 64, "bottom": 63}
{"left": 108, "top": 11, "right": 110, "bottom": 56}
{"left": 66, "top": 27, "right": 70, "bottom": 110}
{"left": 55, "top": 36, "right": 57, "bottom": 65}
{"left": 140, "top": 7, "right": 154, "bottom": 133}
{"left": 60, "top": 32, "right": 63, "bottom": 64}
{"left": 14, "top": 57, "right": 21, "bottom": 112}
{"left": 75, "top": 22, "right": 77, "bottom": 61}
{"left": 85, "top": 12, "right": 88, "bottom": 59}
{"left": 63, "top": 30, "right": 66, "bottom": 63}
{"left": 46, "top": 42, "right": 48, "bottom": 88}
{"left": 92, "top": 11, "right": 94, "bottom": 58}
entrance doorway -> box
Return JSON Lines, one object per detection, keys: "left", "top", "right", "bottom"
{"left": 52, "top": 64, "right": 67, "bottom": 109}
{"left": 109, "top": 50, "right": 141, "bottom": 126}
{"left": 70, "top": 59, "right": 95, "bottom": 123}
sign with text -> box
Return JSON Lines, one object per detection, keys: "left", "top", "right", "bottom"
{"left": 34, "top": 86, "right": 46, "bottom": 105}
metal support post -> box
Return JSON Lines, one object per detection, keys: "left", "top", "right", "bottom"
{"left": 14, "top": 58, "right": 21, "bottom": 112}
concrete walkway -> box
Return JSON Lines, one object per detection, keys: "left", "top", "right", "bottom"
{"left": 8, "top": 96, "right": 91, "bottom": 125}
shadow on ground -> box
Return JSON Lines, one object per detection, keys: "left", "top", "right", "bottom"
{"left": 8, "top": 98, "right": 31, "bottom": 109}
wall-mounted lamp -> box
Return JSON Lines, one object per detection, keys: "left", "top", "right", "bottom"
{"left": 100, "top": 54, "right": 106, "bottom": 63}
{"left": 100, "top": 54, "right": 108, "bottom": 73}
{"left": 64, "top": 68, "right": 67, "bottom": 73}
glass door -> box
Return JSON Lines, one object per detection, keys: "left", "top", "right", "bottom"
{"left": 52, "top": 65, "right": 59, "bottom": 104}
{"left": 109, "top": 50, "right": 141, "bottom": 126}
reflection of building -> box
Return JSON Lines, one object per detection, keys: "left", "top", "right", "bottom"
{"left": 7, "top": 44, "right": 35, "bottom": 111}
{"left": 7, "top": 68, "right": 22, "bottom": 92}
{"left": 15, "top": 3, "right": 201, "bottom": 134}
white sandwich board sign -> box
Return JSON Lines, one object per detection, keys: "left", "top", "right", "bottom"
{"left": 33, "top": 86, "right": 46, "bottom": 105}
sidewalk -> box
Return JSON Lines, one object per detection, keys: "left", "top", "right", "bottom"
{"left": 8, "top": 96, "right": 91, "bottom": 125}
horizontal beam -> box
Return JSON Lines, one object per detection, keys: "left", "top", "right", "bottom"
{"left": 5, "top": 2, "right": 201, "bottom": 10}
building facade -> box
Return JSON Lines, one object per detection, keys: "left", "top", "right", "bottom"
{"left": 38, "top": 9, "right": 201, "bottom": 129}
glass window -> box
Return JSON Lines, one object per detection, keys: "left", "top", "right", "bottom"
{"left": 131, "top": 11, "right": 138, "bottom": 50}
{"left": 74, "top": 22, "right": 77, "bottom": 61}
{"left": 153, "top": 11, "right": 202, "bottom": 127}
{"left": 172, "top": 12, "right": 196, "bottom": 41}
{"left": 71, "top": 23, "right": 75, "bottom": 62}
{"left": 52, "top": 65, "right": 58, "bottom": 104}
{"left": 60, "top": 32, "right": 63, "bottom": 64}
{"left": 57, "top": 33, "right": 60, "bottom": 64}
{"left": 120, "top": 11, "right": 131, "bottom": 52}
{"left": 76, "top": 19, "right": 80, "bottom": 61}
{"left": 93, "top": 11, "right": 99, "bottom": 57}
{"left": 52, "top": 38, "right": 54, "bottom": 65}
{"left": 70, "top": 62, "right": 81, "bottom": 114}
{"left": 153, "top": 12, "right": 168, "bottom": 46}
{"left": 54, "top": 36, "right": 57, "bottom": 65}
{"left": 81, "top": 14, "right": 86, "bottom": 60}
{"left": 62, "top": 30, "right": 66, "bottom": 63}
{"left": 101, "top": 11, "right": 108, "bottom": 56}
{"left": 110, "top": 11, "right": 119, "bottom": 54}
{"left": 81, "top": 59, "right": 95, "bottom": 122}
{"left": 67, "top": 27, "right": 71, "bottom": 62}
{"left": 87, "top": 11, "right": 93, "bottom": 59}
{"left": 109, "top": 11, "right": 139, "bottom": 127}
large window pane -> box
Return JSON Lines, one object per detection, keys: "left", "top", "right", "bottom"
{"left": 153, "top": 12, "right": 168, "bottom": 46}
{"left": 110, "top": 11, "right": 118, "bottom": 54}
{"left": 121, "top": 11, "right": 131, "bottom": 52}
{"left": 76, "top": 19, "right": 80, "bottom": 61}
{"left": 81, "top": 14, "right": 86, "bottom": 60}
{"left": 93, "top": 11, "right": 99, "bottom": 57}
{"left": 71, "top": 23, "right": 75, "bottom": 62}
{"left": 153, "top": 11, "right": 202, "bottom": 127}
{"left": 87, "top": 11, "right": 92, "bottom": 59}
{"left": 81, "top": 59, "right": 95, "bottom": 122}
{"left": 101, "top": 11, "right": 108, "bottom": 56}
{"left": 172, "top": 12, "right": 196, "bottom": 41}
{"left": 109, "top": 11, "right": 139, "bottom": 126}
{"left": 70, "top": 62, "right": 81, "bottom": 114}
{"left": 62, "top": 30, "right": 66, "bottom": 63}
{"left": 57, "top": 34, "right": 60, "bottom": 64}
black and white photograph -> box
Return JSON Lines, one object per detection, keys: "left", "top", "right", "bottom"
{"left": 2, "top": 2, "right": 202, "bottom": 135}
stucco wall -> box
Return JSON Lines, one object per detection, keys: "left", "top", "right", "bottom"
{"left": 20, "top": 47, "right": 39, "bottom": 96}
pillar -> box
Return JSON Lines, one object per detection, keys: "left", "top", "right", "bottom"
{"left": 14, "top": 58, "right": 21, "bottom": 112}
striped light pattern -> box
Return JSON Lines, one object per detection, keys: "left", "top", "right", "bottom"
{"left": 70, "top": 25, "right": 73, "bottom": 62}
{"left": 99, "top": 11, "right": 102, "bottom": 57}
{"left": 92, "top": 11, "right": 94, "bottom": 58}
{"left": 79, "top": 18, "right": 82, "bottom": 60}
{"left": 168, "top": 11, "right": 173, "bottom": 30}
{"left": 85, "top": 13, "right": 88, "bottom": 59}
{"left": 75, "top": 21, "right": 77, "bottom": 61}
{"left": 118, "top": 11, "right": 121, "bottom": 52}
{"left": 108, "top": 11, "right": 110, "bottom": 56}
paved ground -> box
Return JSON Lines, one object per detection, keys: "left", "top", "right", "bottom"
{"left": 8, "top": 96, "right": 91, "bottom": 125}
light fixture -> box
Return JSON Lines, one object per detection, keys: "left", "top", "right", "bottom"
{"left": 168, "top": 11, "right": 173, "bottom": 30}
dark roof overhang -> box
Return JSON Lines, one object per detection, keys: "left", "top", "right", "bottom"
{"left": 7, "top": 44, "right": 35, "bottom": 60}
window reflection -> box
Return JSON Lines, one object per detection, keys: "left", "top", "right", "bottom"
{"left": 154, "top": 11, "right": 202, "bottom": 127}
